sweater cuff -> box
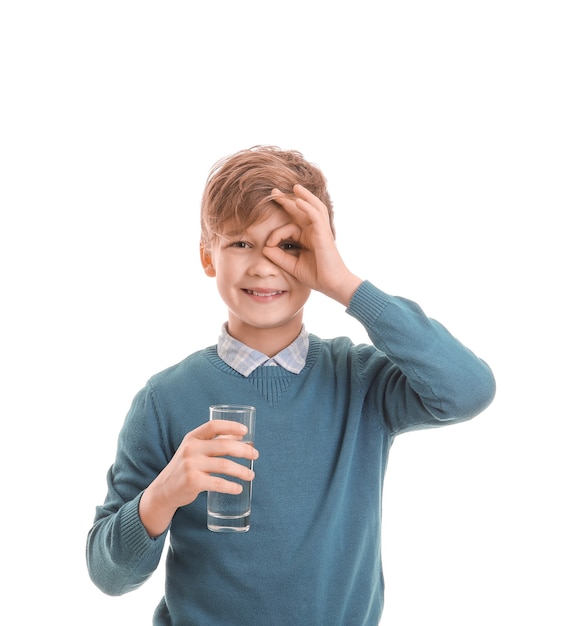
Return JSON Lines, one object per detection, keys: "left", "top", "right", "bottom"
{"left": 346, "top": 280, "right": 390, "bottom": 328}
{"left": 120, "top": 492, "right": 168, "bottom": 557}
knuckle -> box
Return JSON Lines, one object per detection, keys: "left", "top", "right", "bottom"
{"left": 216, "top": 457, "right": 232, "bottom": 474}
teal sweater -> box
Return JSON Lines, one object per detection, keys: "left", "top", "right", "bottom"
{"left": 87, "top": 282, "right": 495, "bottom": 625}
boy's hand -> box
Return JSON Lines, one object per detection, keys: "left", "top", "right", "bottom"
{"left": 264, "top": 185, "right": 362, "bottom": 306}
{"left": 139, "top": 420, "right": 259, "bottom": 537}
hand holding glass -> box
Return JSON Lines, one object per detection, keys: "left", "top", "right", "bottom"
{"left": 207, "top": 405, "right": 256, "bottom": 532}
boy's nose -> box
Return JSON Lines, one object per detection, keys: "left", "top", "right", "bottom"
{"left": 248, "top": 250, "right": 278, "bottom": 276}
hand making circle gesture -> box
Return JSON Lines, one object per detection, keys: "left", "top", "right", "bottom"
{"left": 264, "top": 184, "right": 362, "bottom": 306}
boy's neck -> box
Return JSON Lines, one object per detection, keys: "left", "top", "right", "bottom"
{"left": 227, "top": 317, "right": 304, "bottom": 357}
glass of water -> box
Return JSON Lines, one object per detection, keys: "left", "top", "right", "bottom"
{"left": 207, "top": 404, "right": 256, "bottom": 533}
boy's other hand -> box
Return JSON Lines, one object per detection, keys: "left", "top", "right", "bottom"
{"left": 139, "top": 420, "right": 259, "bottom": 537}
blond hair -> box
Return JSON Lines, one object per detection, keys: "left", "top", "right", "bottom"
{"left": 200, "top": 146, "right": 334, "bottom": 248}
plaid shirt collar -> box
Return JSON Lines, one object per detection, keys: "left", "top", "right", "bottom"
{"left": 217, "top": 324, "right": 309, "bottom": 377}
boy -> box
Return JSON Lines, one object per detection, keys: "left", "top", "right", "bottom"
{"left": 87, "top": 146, "right": 495, "bottom": 625}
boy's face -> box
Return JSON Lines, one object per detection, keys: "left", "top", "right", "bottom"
{"left": 201, "top": 206, "right": 311, "bottom": 352}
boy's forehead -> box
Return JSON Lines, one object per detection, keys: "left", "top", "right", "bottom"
{"left": 217, "top": 203, "right": 293, "bottom": 239}
{"left": 217, "top": 203, "right": 291, "bottom": 237}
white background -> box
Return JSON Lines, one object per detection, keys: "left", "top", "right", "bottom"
{"left": 1, "top": 1, "right": 575, "bottom": 624}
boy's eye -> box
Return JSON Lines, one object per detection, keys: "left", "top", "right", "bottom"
{"left": 229, "top": 241, "right": 251, "bottom": 249}
{"left": 279, "top": 241, "right": 301, "bottom": 254}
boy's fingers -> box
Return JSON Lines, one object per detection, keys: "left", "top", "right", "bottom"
{"left": 293, "top": 184, "right": 330, "bottom": 217}
{"left": 265, "top": 222, "right": 302, "bottom": 248}
{"left": 191, "top": 420, "right": 248, "bottom": 440}
{"left": 186, "top": 422, "right": 259, "bottom": 462}
{"left": 206, "top": 475, "right": 246, "bottom": 496}
{"left": 262, "top": 246, "right": 299, "bottom": 276}
{"left": 292, "top": 183, "right": 318, "bottom": 204}
{"left": 271, "top": 189, "right": 307, "bottom": 217}
{"left": 273, "top": 184, "right": 317, "bottom": 205}
{"left": 204, "top": 456, "right": 256, "bottom": 482}
{"left": 206, "top": 438, "right": 259, "bottom": 462}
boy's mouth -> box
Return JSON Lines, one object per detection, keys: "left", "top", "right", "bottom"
{"left": 243, "top": 289, "right": 285, "bottom": 297}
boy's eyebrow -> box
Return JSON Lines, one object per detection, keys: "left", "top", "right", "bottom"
{"left": 218, "top": 227, "right": 244, "bottom": 238}
{"left": 214, "top": 226, "right": 247, "bottom": 243}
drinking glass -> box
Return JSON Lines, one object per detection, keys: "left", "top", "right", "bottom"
{"left": 207, "top": 404, "right": 256, "bottom": 532}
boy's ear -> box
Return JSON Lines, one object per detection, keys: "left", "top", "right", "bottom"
{"left": 200, "top": 244, "right": 216, "bottom": 277}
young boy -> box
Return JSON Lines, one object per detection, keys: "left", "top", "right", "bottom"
{"left": 87, "top": 146, "right": 495, "bottom": 625}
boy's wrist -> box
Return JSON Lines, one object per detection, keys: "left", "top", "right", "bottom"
{"left": 327, "top": 273, "right": 363, "bottom": 307}
{"left": 139, "top": 482, "right": 177, "bottom": 538}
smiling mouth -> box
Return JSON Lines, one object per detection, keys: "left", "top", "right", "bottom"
{"left": 244, "top": 289, "right": 285, "bottom": 297}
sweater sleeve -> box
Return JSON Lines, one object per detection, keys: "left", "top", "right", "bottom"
{"left": 346, "top": 281, "right": 496, "bottom": 434}
{"left": 86, "top": 383, "right": 171, "bottom": 595}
